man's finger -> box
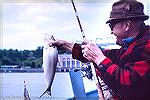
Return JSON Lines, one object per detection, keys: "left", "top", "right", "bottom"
{"left": 47, "top": 40, "right": 58, "bottom": 46}
{"left": 82, "top": 38, "right": 90, "bottom": 44}
{"left": 82, "top": 48, "right": 88, "bottom": 53}
{"left": 81, "top": 45, "right": 86, "bottom": 49}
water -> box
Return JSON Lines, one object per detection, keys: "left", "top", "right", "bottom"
{"left": 0, "top": 72, "right": 96, "bottom": 100}
{"left": 1, "top": 73, "right": 73, "bottom": 100}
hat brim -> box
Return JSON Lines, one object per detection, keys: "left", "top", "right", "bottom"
{"left": 106, "top": 15, "right": 149, "bottom": 24}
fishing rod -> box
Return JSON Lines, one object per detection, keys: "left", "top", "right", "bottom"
{"left": 71, "top": 0, "right": 85, "bottom": 38}
{"left": 71, "top": 0, "right": 105, "bottom": 99}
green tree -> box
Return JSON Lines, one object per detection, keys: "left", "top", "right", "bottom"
{"left": 34, "top": 46, "right": 43, "bottom": 58}
{"left": 2, "top": 58, "right": 11, "bottom": 65}
{"left": 37, "top": 64, "right": 42, "bottom": 68}
{"left": 0, "top": 46, "right": 44, "bottom": 67}
{"left": 30, "top": 61, "right": 36, "bottom": 68}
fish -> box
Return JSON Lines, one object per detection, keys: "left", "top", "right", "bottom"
{"left": 40, "top": 35, "right": 58, "bottom": 97}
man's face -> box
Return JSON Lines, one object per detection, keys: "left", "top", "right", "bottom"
{"left": 109, "top": 20, "right": 129, "bottom": 46}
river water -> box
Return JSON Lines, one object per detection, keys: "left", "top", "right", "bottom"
{"left": 0, "top": 72, "right": 96, "bottom": 100}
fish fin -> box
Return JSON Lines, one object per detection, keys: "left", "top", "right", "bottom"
{"left": 39, "top": 89, "right": 51, "bottom": 97}
{"left": 47, "top": 91, "right": 51, "bottom": 96}
{"left": 39, "top": 90, "right": 47, "bottom": 98}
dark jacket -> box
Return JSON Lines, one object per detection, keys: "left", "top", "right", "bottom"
{"left": 72, "top": 24, "right": 150, "bottom": 99}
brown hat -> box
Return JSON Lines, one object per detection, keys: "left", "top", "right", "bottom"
{"left": 106, "top": 0, "right": 149, "bottom": 23}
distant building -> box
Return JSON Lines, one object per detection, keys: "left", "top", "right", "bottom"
{"left": 57, "top": 54, "right": 83, "bottom": 71}
{"left": 95, "top": 37, "right": 121, "bottom": 49}
{"left": 75, "top": 37, "right": 121, "bottom": 49}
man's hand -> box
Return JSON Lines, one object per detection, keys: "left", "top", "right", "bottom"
{"left": 48, "top": 39, "right": 74, "bottom": 52}
{"left": 48, "top": 39, "right": 64, "bottom": 47}
{"left": 81, "top": 39, "right": 106, "bottom": 66}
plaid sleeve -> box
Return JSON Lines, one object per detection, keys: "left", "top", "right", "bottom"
{"left": 96, "top": 40, "right": 150, "bottom": 98}
{"left": 102, "top": 48, "right": 126, "bottom": 64}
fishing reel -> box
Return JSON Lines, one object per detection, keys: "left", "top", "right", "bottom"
{"left": 81, "top": 64, "right": 93, "bottom": 80}
{"left": 73, "top": 63, "right": 93, "bottom": 80}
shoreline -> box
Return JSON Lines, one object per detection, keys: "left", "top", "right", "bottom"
{"left": 0, "top": 68, "right": 70, "bottom": 73}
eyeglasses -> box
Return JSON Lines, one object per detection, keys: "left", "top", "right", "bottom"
{"left": 109, "top": 20, "right": 122, "bottom": 31}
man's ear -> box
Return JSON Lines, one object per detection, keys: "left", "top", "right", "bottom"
{"left": 125, "top": 20, "right": 131, "bottom": 31}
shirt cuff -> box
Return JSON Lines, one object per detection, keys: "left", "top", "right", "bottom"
{"left": 72, "top": 43, "right": 88, "bottom": 63}
{"left": 97, "top": 58, "right": 113, "bottom": 71}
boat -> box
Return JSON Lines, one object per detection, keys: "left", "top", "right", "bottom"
{"left": 67, "top": 69, "right": 99, "bottom": 100}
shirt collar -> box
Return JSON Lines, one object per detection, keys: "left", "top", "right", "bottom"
{"left": 122, "top": 37, "right": 135, "bottom": 49}
{"left": 122, "top": 23, "right": 147, "bottom": 49}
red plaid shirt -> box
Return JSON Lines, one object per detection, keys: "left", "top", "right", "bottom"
{"left": 72, "top": 24, "right": 150, "bottom": 99}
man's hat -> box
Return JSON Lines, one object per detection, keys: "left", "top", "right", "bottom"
{"left": 106, "top": 0, "right": 149, "bottom": 24}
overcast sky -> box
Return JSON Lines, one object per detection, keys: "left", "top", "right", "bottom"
{"left": 2, "top": 0, "right": 150, "bottom": 50}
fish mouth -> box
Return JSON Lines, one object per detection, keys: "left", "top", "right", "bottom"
{"left": 51, "top": 35, "right": 55, "bottom": 41}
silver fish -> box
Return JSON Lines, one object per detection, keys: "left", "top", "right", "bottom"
{"left": 40, "top": 35, "right": 58, "bottom": 97}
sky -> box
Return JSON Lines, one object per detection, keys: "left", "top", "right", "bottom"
{"left": 2, "top": 0, "right": 150, "bottom": 50}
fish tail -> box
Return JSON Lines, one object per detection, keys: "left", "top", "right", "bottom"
{"left": 39, "top": 88, "right": 51, "bottom": 97}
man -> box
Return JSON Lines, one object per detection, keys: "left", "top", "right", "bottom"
{"left": 50, "top": 0, "right": 150, "bottom": 99}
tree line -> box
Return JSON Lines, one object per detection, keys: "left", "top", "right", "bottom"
{"left": 0, "top": 46, "right": 69, "bottom": 68}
